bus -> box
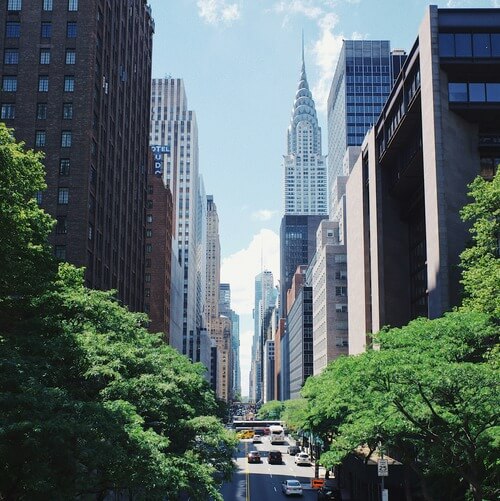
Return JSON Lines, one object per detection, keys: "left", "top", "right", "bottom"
{"left": 269, "top": 424, "right": 285, "bottom": 444}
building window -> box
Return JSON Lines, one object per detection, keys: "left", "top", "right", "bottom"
{"left": 68, "top": 0, "right": 78, "bottom": 11}
{"left": 35, "top": 131, "right": 46, "bottom": 147}
{"left": 4, "top": 49, "right": 19, "bottom": 64}
{"left": 41, "top": 22, "right": 52, "bottom": 38}
{"left": 334, "top": 254, "right": 347, "bottom": 263}
{"left": 88, "top": 223, "right": 93, "bottom": 240}
{"left": 335, "top": 286, "right": 347, "bottom": 297}
{"left": 1, "top": 104, "right": 15, "bottom": 119}
{"left": 43, "top": 0, "right": 53, "bottom": 10}
{"left": 145, "top": 288, "right": 151, "bottom": 298}
{"left": 146, "top": 229, "right": 152, "bottom": 238}
{"left": 39, "top": 49, "right": 51, "bottom": 65}
{"left": 146, "top": 244, "right": 152, "bottom": 253}
{"left": 2, "top": 77, "right": 17, "bottom": 92}
{"left": 6, "top": 22, "right": 20, "bottom": 38}
{"left": 146, "top": 214, "right": 153, "bottom": 223}
{"left": 56, "top": 216, "right": 67, "bottom": 234}
{"left": 145, "top": 273, "right": 151, "bottom": 283}
{"left": 35, "top": 191, "right": 43, "bottom": 205}
{"left": 8, "top": 0, "right": 22, "bottom": 10}
{"left": 38, "top": 76, "right": 49, "bottom": 92}
{"left": 36, "top": 103, "right": 47, "bottom": 119}
{"left": 64, "top": 76, "right": 75, "bottom": 92}
{"left": 61, "top": 131, "right": 72, "bottom": 147}
{"left": 62, "top": 103, "right": 73, "bottom": 119}
{"left": 65, "top": 49, "right": 76, "bottom": 65}
{"left": 66, "top": 22, "right": 77, "bottom": 38}
{"left": 59, "top": 159, "right": 70, "bottom": 175}
{"left": 58, "top": 187, "right": 69, "bottom": 204}
{"left": 54, "top": 245, "right": 66, "bottom": 260}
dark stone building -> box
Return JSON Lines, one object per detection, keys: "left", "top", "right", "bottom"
{"left": 0, "top": 0, "right": 154, "bottom": 311}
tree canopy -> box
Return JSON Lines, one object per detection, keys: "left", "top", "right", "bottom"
{"left": 0, "top": 124, "right": 236, "bottom": 500}
{"left": 256, "top": 400, "right": 284, "bottom": 420}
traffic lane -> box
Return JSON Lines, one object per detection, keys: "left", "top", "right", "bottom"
{"left": 220, "top": 439, "right": 318, "bottom": 500}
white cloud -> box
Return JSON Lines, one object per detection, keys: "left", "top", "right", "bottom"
{"left": 251, "top": 209, "right": 277, "bottom": 221}
{"left": 272, "top": 0, "right": 324, "bottom": 19}
{"left": 221, "top": 228, "right": 280, "bottom": 315}
{"left": 310, "top": 12, "right": 343, "bottom": 114}
{"left": 197, "top": 0, "right": 241, "bottom": 25}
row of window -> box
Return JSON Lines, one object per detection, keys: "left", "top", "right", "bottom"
{"left": 4, "top": 48, "right": 75, "bottom": 65}
{"left": 1, "top": 102, "right": 74, "bottom": 120}
{"left": 448, "top": 82, "right": 500, "bottom": 103}
{"left": 2, "top": 75, "right": 75, "bottom": 92}
{"left": 439, "top": 32, "right": 500, "bottom": 59}
{"left": 5, "top": 21, "right": 77, "bottom": 38}
{"left": 32, "top": 130, "right": 73, "bottom": 147}
{"left": 7, "top": 0, "right": 78, "bottom": 11}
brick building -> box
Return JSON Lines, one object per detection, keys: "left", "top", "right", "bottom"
{"left": 0, "top": 0, "right": 154, "bottom": 311}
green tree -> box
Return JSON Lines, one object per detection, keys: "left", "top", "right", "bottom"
{"left": 281, "top": 398, "right": 310, "bottom": 435}
{"left": 256, "top": 400, "right": 284, "bottom": 420}
{"left": 0, "top": 126, "right": 236, "bottom": 500}
{"left": 460, "top": 169, "right": 500, "bottom": 317}
{"left": 302, "top": 312, "right": 499, "bottom": 501}
{"left": 0, "top": 123, "right": 56, "bottom": 318}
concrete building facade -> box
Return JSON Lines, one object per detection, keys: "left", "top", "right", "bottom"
{"left": 346, "top": 6, "right": 500, "bottom": 352}
{"left": 311, "top": 220, "right": 348, "bottom": 374}
{"left": 150, "top": 78, "right": 202, "bottom": 361}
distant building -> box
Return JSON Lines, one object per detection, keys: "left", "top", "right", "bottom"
{"left": 205, "top": 196, "right": 231, "bottom": 401}
{"left": 0, "top": 0, "right": 154, "bottom": 311}
{"left": 263, "top": 339, "right": 275, "bottom": 403}
{"left": 310, "top": 220, "right": 348, "bottom": 374}
{"left": 283, "top": 46, "right": 328, "bottom": 216}
{"left": 346, "top": 6, "right": 500, "bottom": 353}
{"left": 150, "top": 78, "right": 203, "bottom": 361}
{"left": 287, "top": 266, "right": 313, "bottom": 398}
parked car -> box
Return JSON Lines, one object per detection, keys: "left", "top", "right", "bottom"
{"left": 267, "top": 450, "right": 283, "bottom": 464}
{"left": 317, "top": 486, "right": 342, "bottom": 500}
{"left": 281, "top": 479, "right": 303, "bottom": 496}
{"left": 294, "top": 452, "right": 311, "bottom": 466}
{"left": 247, "top": 450, "right": 261, "bottom": 463}
{"left": 287, "top": 445, "right": 301, "bottom": 456}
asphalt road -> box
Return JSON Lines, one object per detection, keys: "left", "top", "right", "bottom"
{"left": 220, "top": 437, "right": 318, "bottom": 500}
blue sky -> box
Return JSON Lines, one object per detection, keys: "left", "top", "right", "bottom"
{"left": 148, "top": 0, "right": 498, "bottom": 396}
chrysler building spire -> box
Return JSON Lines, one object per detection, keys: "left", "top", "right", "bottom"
{"left": 283, "top": 40, "right": 328, "bottom": 215}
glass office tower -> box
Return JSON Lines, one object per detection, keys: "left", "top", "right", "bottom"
{"left": 327, "top": 40, "right": 405, "bottom": 213}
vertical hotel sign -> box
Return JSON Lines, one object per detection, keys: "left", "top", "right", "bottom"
{"left": 151, "top": 145, "right": 170, "bottom": 176}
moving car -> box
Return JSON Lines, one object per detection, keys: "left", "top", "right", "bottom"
{"left": 295, "top": 452, "right": 311, "bottom": 466}
{"left": 267, "top": 450, "right": 282, "bottom": 464}
{"left": 236, "top": 430, "right": 254, "bottom": 439}
{"left": 269, "top": 424, "right": 285, "bottom": 444}
{"left": 281, "top": 479, "right": 303, "bottom": 496}
{"left": 287, "top": 445, "right": 301, "bottom": 456}
{"left": 317, "top": 486, "right": 342, "bottom": 500}
{"left": 252, "top": 434, "right": 262, "bottom": 444}
{"left": 247, "top": 450, "right": 261, "bottom": 463}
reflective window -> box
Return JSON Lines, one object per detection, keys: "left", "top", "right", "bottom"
{"left": 448, "top": 83, "right": 467, "bottom": 102}
{"left": 38, "top": 76, "right": 49, "bottom": 92}
{"left": 486, "top": 83, "right": 500, "bottom": 102}
{"left": 7, "top": 0, "right": 22, "bottom": 11}
{"left": 439, "top": 34, "right": 454, "bottom": 57}
{"left": 491, "top": 34, "right": 500, "bottom": 57}
{"left": 43, "top": 0, "right": 53, "bottom": 11}
{"left": 41, "top": 22, "right": 52, "bottom": 38}
{"left": 6, "top": 22, "right": 20, "bottom": 38}
{"left": 67, "top": 22, "right": 77, "bottom": 37}
{"left": 455, "top": 34, "right": 472, "bottom": 57}
{"left": 469, "top": 83, "right": 486, "bottom": 102}
{"left": 2, "top": 77, "right": 17, "bottom": 92}
{"left": 473, "top": 34, "right": 490, "bottom": 57}
{"left": 4, "top": 49, "right": 19, "bottom": 64}
{"left": 40, "top": 49, "right": 50, "bottom": 64}
{"left": 36, "top": 103, "right": 47, "bottom": 119}
{"left": 1, "top": 104, "right": 15, "bottom": 119}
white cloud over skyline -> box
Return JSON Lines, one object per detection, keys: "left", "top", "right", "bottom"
{"left": 197, "top": 0, "right": 241, "bottom": 25}
{"left": 221, "top": 228, "right": 280, "bottom": 396}
{"left": 220, "top": 228, "right": 280, "bottom": 315}
{"left": 251, "top": 209, "right": 277, "bottom": 221}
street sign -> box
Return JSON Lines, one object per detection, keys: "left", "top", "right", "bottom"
{"left": 378, "top": 458, "right": 389, "bottom": 476}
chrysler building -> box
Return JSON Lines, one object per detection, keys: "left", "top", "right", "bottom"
{"left": 283, "top": 45, "right": 328, "bottom": 215}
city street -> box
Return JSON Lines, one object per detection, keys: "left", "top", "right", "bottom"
{"left": 220, "top": 438, "right": 318, "bottom": 500}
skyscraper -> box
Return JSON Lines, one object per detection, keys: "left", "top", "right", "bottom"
{"left": 250, "top": 270, "right": 276, "bottom": 403}
{"left": 150, "top": 78, "right": 203, "bottom": 360}
{"left": 283, "top": 45, "right": 328, "bottom": 216}
{"left": 205, "top": 195, "right": 232, "bottom": 401}
{"left": 0, "top": 0, "right": 154, "bottom": 311}
{"left": 327, "top": 40, "right": 405, "bottom": 215}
